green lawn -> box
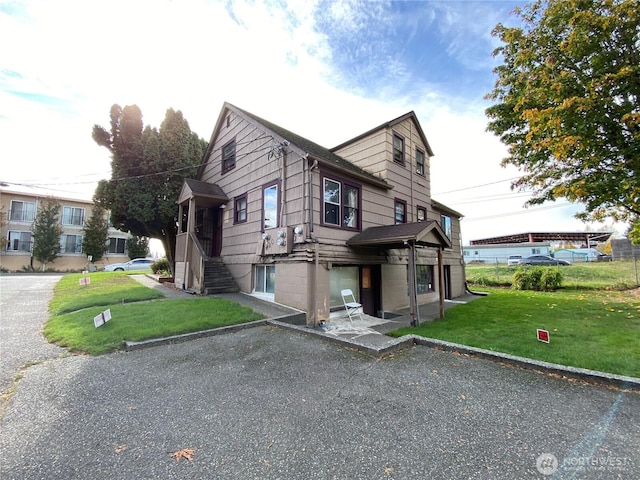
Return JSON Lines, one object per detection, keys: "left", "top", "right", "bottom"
{"left": 390, "top": 288, "right": 640, "bottom": 377}
{"left": 49, "top": 272, "right": 164, "bottom": 315}
{"left": 466, "top": 260, "right": 639, "bottom": 290}
{"left": 45, "top": 272, "right": 264, "bottom": 355}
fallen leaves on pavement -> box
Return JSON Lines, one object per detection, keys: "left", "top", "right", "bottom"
{"left": 172, "top": 448, "right": 195, "bottom": 462}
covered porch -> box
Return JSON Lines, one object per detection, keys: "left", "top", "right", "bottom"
{"left": 347, "top": 221, "right": 453, "bottom": 327}
{"left": 175, "top": 179, "right": 232, "bottom": 293}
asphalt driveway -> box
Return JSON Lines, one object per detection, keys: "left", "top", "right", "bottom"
{"left": 1, "top": 275, "right": 639, "bottom": 479}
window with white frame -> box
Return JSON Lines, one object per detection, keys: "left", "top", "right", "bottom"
{"left": 7, "top": 231, "right": 32, "bottom": 252}
{"left": 9, "top": 200, "right": 35, "bottom": 222}
{"left": 62, "top": 206, "right": 85, "bottom": 226}
{"left": 254, "top": 265, "right": 275, "bottom": 294}
{"left": 322, "top": 176, "right": 360, "bottom": 230}
{"left": 108, "top": 237, "right": 126, "bottom": 254}
{"left": 60, "top": 234, "right": 83, "bottom": 253}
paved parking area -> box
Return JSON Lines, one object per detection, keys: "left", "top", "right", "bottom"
{"left": 1, "top": 275, "right": 639, "bottom": 479}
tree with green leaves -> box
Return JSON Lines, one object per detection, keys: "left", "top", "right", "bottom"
{"left": 31, "top": 198, "right": 63, "bottom": 271}
{"left": 486, "top": 0, "right": 639, "bottom": 236}
{"left": 82, "top": 206, "right": 109, "bottom": 264}
{"left": 126, "top": 236, "right": 150, "bottom": 260}
{"left": 92, "top": 105, "right": 207, "bottom": 272}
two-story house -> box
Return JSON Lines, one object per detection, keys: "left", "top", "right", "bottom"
{"left": 1, "top": 187, "right": 131, "bottom": 272}
{"left": 175, "top": 103, "right": 465, "bottom": 326}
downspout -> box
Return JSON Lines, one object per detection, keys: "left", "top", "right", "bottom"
{"left": 279, "top": 146, "right": 287, "bottom": 228}
{"left": 308, "top": 158, "right": 318, "bottom": 236}
{"left": 438, "top": 246, "right": 445, "bottom": 318}
{"left": 408, "top": 241, "right": 418, "bottom": 327}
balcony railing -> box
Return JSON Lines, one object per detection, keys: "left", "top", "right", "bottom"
{"left": 6, "top": 240, "right": 33, "bottom": 252}
{"left": 8, "top": 209, "right": 35, "bottom": 223}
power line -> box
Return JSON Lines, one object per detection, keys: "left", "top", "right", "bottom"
{"left": 463, "top": 201, "right": 574, "bottom": 222}
{"left": 433, "top": 176, "right": 522, "bottom": 196}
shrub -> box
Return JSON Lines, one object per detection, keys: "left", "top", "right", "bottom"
{"left": 540, "top": 268, "right": 563, "bottom": 291}
{"left": 512, "top": 267, "right": 563, "bottom": 291}
{"left": 151, "top": 258, "right": 171, "bottom": 275}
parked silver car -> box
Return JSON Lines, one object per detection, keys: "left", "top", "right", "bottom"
{"left": 104, "top": 258, "right": 154, "bottom": 272}
{"left": 520, "top": 255, "right": 570, "bottom": 266}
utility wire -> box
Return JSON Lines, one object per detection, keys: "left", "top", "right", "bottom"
{"left": 433, "top": 176, "right": 522, "bottom": 196}
{"left": 463, "top": 201, "right": 574, "bottom": 222}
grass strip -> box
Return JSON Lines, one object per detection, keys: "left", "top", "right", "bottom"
{"left": 389, "top": 288, "right": 640, "bottom": 378}
{"left": 44, "top": 297, "right": 265, "bottom": 355}
{"left": 466, "top": 260, "right": 639, "bottom": 290}
{"left": 49, "top": 272, "right": 164, "bottom": 315}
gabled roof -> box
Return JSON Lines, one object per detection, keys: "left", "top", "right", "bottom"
{"left": 177, "top": 178, "right": 227, "bottom": 205}
{"left": 331, "top": 111, "right": 434, "bottom": 157}
{"left": 347, "top": 220, "right": 452, "bottom": 249}
{"left": 198, "top": 102, "right": 392, "bottom": 190}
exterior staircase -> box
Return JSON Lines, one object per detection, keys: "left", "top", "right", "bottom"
{"left": 202, "top": 258, "right": 239, "bottom": 294}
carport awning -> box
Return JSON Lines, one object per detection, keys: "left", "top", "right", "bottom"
{"left": 347, "top": 221, "right": 452, "bottom": 249}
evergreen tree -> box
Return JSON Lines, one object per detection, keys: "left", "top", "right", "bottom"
{"left": 92, "top": 105, "right": 206, "bottom": 273}
{"left": 82, "top": 206, "right": 109, "bottom": 264}
{"left": 32, "top": 198, "right": 63, "bottom": 271}
{"left": 126, "top": 236, "right": 150, "bottom": 259}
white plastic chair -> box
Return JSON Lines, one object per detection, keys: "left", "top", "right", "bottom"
{"left": 341, "top": 289, "right": 364, "bottom": 322}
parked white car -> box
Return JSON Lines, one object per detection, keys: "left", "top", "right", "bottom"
{"left": 103, "top": 258, "right": 154, "bottom": 272}
{"left": 507, "top": 255, "right": 522, "bottom": 266}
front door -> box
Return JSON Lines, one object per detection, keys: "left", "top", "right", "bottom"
{"left": 360, "top": 265, "right": 381, "bottom": 317}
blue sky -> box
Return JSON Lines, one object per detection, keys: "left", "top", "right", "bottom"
{"left": 0, "top": 0, "right": 621, "bottom": 241}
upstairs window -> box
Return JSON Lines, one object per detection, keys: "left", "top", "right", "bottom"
{"left": 9, "top": 201, "right": 35, "bottom": 222}
{"left": 440, "top": 214, "right": 452, "bottom": 239}
{"left": 234, "top": 194, "right": 247, "bottom": 224}
{"left": 395, "top": 199, "right": 407, "bottom": 224}
{"left": 263, "top": 182, "right": 279, "bottom": 230}
{"left": 322, "top": 176, "right": 360, "bottom": 230}
{"left": 416, "top": 148, "right": 425, "bottom": 176}
{"left": 62, "top": 206, "right": 85, "bottom": 226}
{"left": 393, "top": 133, "right": 405, "bottom": 165}
{"left": 417, "top": 206, "right": 427, "bottom": 222}
{"left": 222, "top": 139, "right": 236, "bottom": 174}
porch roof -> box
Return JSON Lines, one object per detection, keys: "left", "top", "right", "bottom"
{"left": 347, "top": 221, "right": 452, "bottom": 249}
{"left": 177, "top": 179, "right": 228, "bottom": 206}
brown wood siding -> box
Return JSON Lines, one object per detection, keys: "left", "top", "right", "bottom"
{"left": 199, "top": 111, "right": 307, "bottom": 266}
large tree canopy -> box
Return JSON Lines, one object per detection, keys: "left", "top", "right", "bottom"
{"left": 93, "top": 105, "right": 207, "bottom": 268}
{"left": 486, "top": 0, "right": 639, "bottom": 234}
